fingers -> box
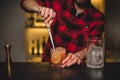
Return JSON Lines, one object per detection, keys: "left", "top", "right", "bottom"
{"left": 65, "top": 55, "right": 77, "bottom": 67}
{"left": 44, "top": 9, "right": 55, "bottom": 22}
{"left": 44, "top": 11, "right": 56, "bottom": 24}
{"left": 62, "top": 53, "right": 72, "bottom": 64}
{"left": 77, "top": 59, "right": 81, "bottom": 65}
{"left": 38, "top": 6, "right": 56, "bottom": 28}
{"left": 46, "top": 19, "right": 54, "bottom": 28}
{"left": 45, "top": 11, "right": 56, "bottom": 28}
{"left": 62, "top": 53, "right": 82, "bottom": 68}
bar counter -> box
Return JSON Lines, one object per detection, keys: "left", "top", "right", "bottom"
{"left": 0, "top": 62, "right": 120, "bottom": 80}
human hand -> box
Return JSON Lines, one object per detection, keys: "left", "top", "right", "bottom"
{"left": 61, "top": 53, "right": 82, "bottom": 68}
{"left": 38, "top": 6, "right": 56, "bottom": 28}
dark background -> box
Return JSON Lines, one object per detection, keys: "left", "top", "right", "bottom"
{"left": 0, "top": 0, "right": 120, "bottom": 62}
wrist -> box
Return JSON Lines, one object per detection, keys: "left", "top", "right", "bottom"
{"left": 22, "top": 0, "right": 40, "bottom": 13}
{"left": 75, "top": 48, "right": 87, "bottom": 60}
{"left": 75, "top": 52, "right": 84, "bottom": 61}
{"left": 37, "top": 6, "right": 43, "bottom": 13}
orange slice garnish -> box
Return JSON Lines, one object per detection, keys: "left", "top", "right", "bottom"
{"left": 51, "top": 53, "right": 61, "bottom": 64}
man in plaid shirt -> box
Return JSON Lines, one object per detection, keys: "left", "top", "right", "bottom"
{"left": 21, "top": 0, "right": 104, "bottom": 68}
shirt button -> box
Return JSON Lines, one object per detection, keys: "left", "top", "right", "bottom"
{"left": 85, "top": 25, "right": 89, "bottom": 28}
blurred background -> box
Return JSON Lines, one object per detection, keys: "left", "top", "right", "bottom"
{"left": 0, "top": 0, "right": 120, "bottom": 62}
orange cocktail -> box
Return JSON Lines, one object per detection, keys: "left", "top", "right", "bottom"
{"left": 51, "top": 47, "right": 66, "bottom": 67}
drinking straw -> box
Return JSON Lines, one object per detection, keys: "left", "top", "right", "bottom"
{"left": 47, "top": 26, "right": 56, "bottom": 52}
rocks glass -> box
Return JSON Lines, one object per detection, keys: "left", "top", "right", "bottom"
{"left": 86, "top": 37, "right": 105, "bottom": 69}
{"left": 51, "top": 47, "right": 66, "bottom": 68}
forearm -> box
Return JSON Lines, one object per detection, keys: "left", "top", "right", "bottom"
{"left": 22, "top": 0, "right": 41, "bottom": 13}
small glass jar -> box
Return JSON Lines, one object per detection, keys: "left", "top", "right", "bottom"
{"left": 86, "top": 37, "right": 105, "bottom": 69}
{"left": 51, "top": 47, "right": 66, "bottom": 68}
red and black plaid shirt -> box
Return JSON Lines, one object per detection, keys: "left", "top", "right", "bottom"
{"left": 22, "top": 0, "right": 104, "bottom": 62}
